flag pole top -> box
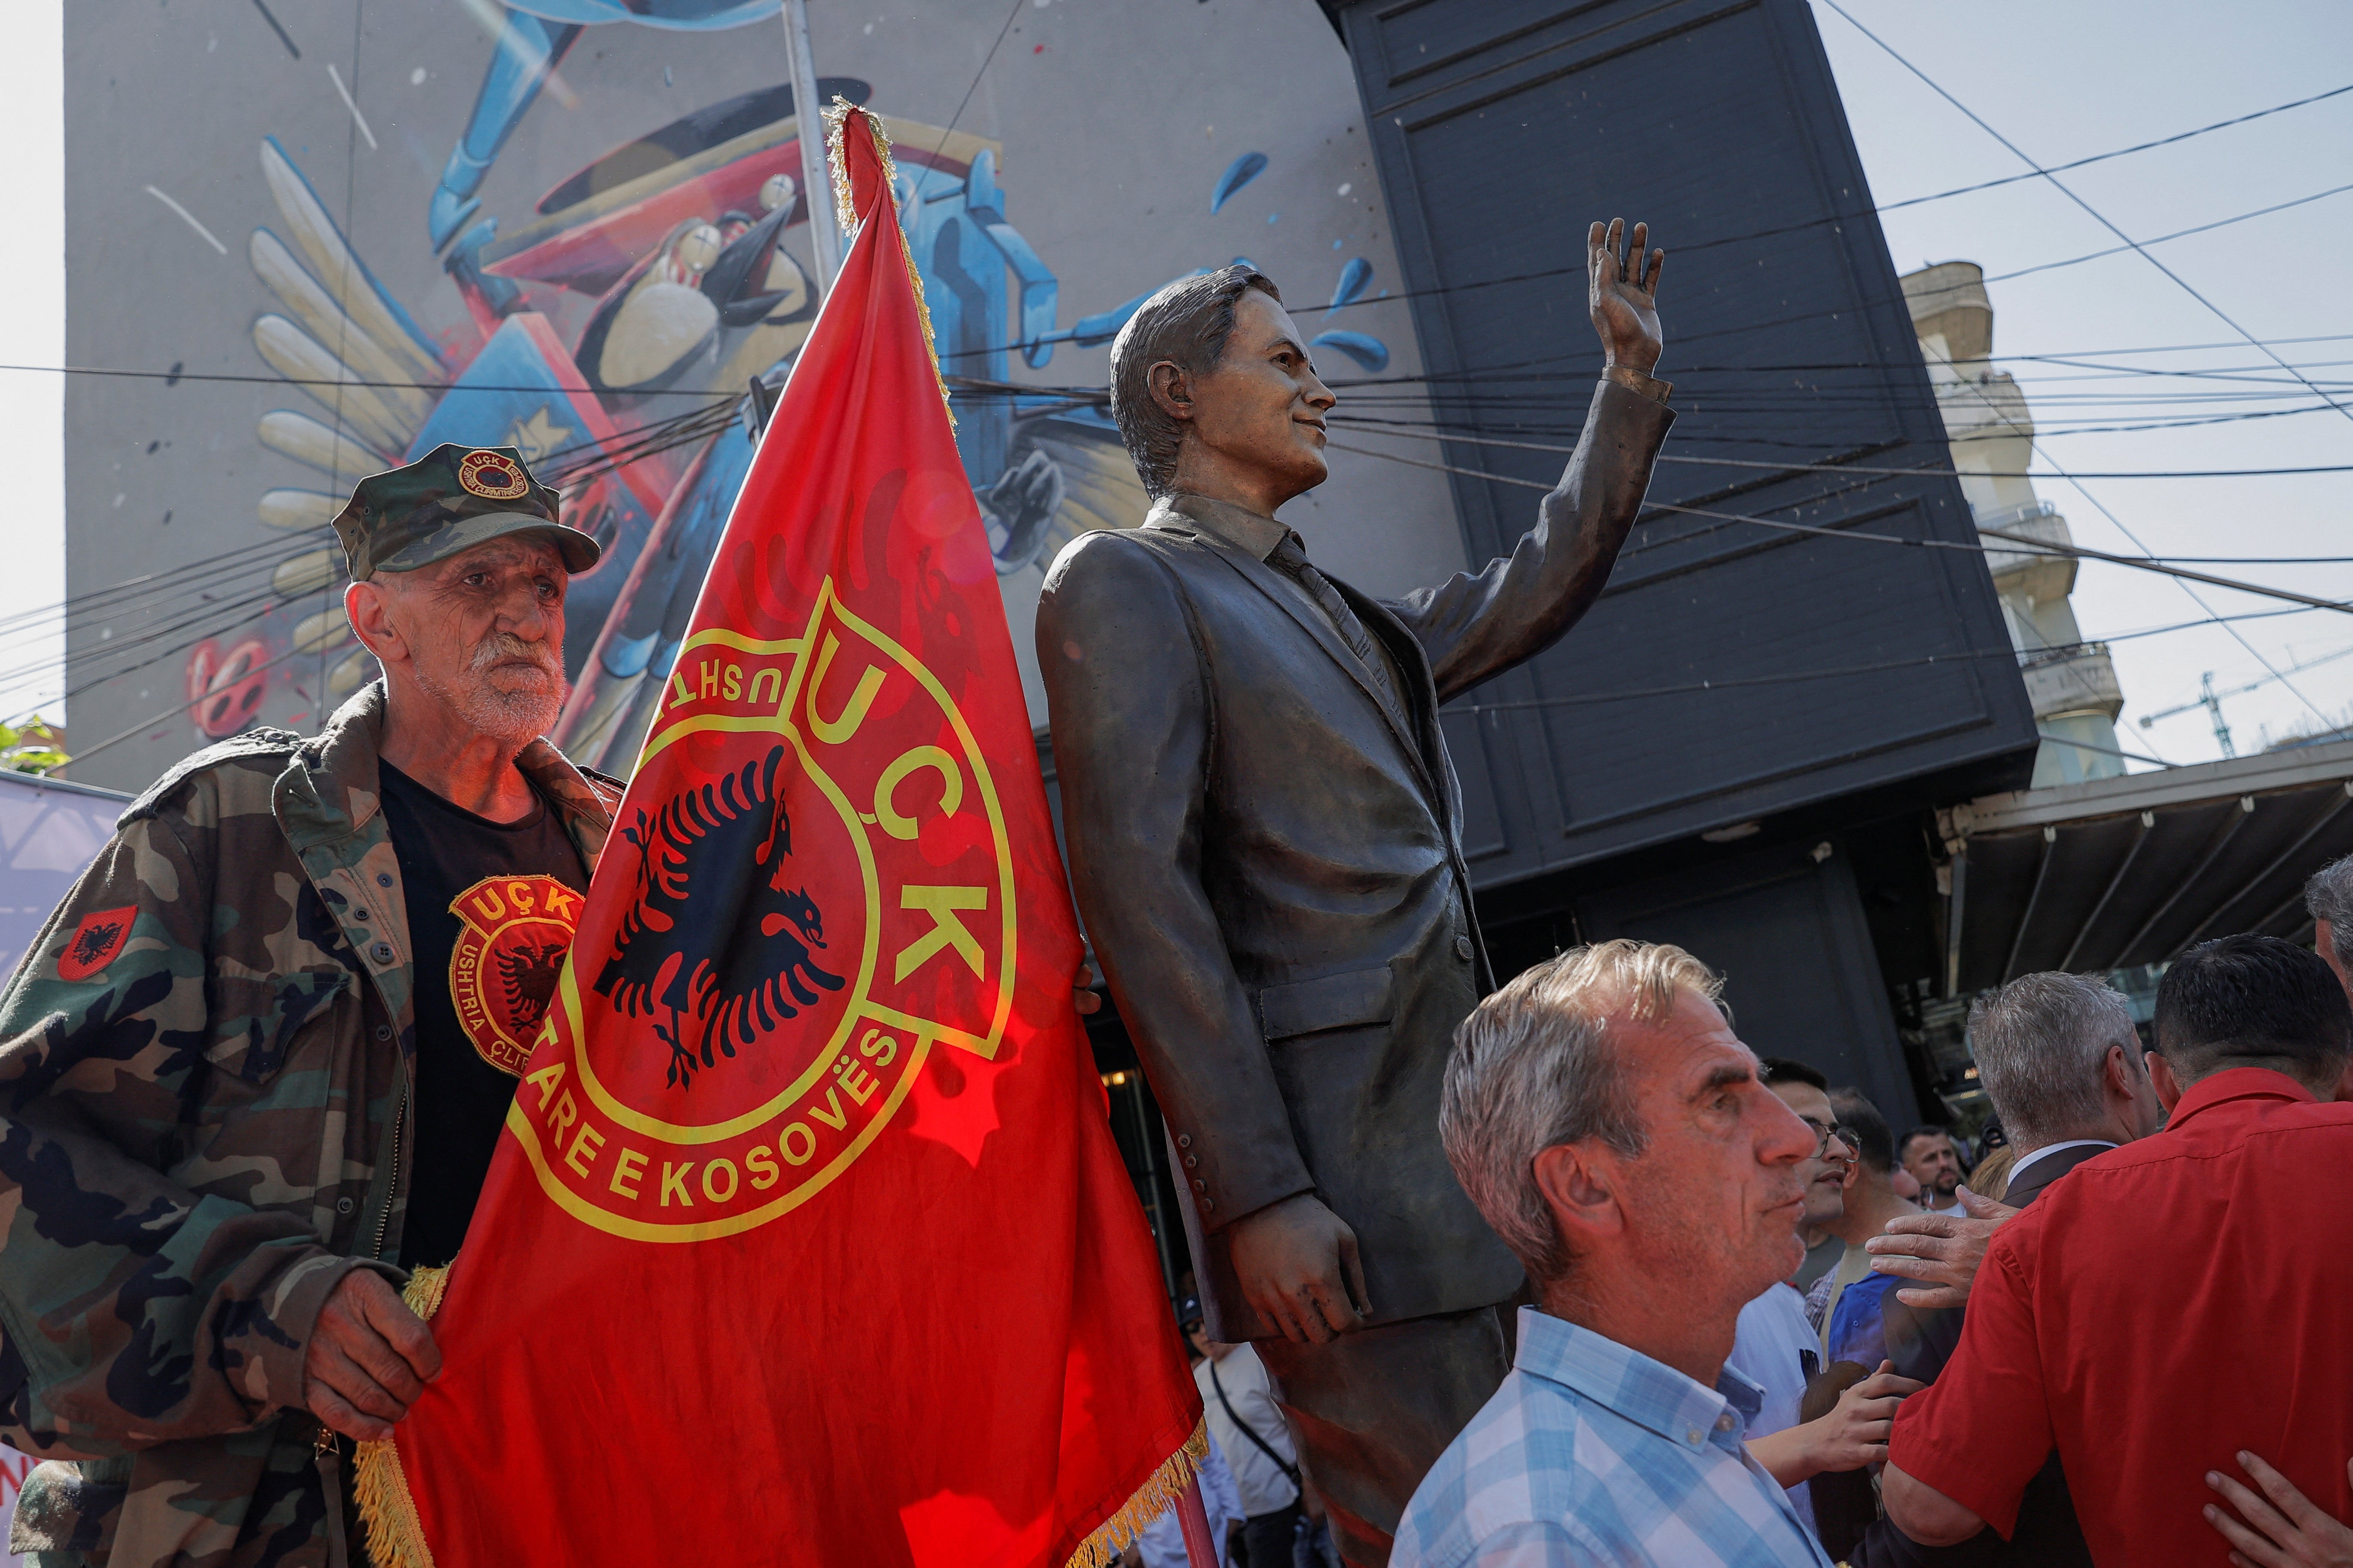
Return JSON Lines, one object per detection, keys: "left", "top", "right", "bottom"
{"left": 824, "top": 98, "right": 955, "bottom": 426}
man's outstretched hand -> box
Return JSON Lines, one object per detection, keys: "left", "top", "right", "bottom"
{"left": 303, "top": 1270, "right": 442, "bottom": 1442}
{"left": 1865, "top": 1186, "right": 2018, "bottom": 1308}
{"left": 1588, "top": 218, "right": 1665, "bottom": 374}
{"left": 1227, "top": 1191, "right": 1371, "bottom": 1344}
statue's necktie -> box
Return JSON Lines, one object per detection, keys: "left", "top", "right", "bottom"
{"left": 1268, "top": 533, "right": 1407, "bottom": 724}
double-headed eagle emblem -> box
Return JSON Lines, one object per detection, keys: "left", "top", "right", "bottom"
{"left": 595, "top": 745, "right": 844, "bottom": 1089}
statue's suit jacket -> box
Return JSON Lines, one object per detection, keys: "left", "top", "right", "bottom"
{"left": 1037, "top": 379, "right": 1673, "bottom": 1342}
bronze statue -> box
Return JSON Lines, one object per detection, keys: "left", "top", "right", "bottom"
{"left": 1037, "top": 221, "right": 1671, "bottom": 1566}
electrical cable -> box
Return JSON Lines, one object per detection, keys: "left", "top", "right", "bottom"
{"left": 1911, "top": 269, "right": 2349, "bottom": 738}
{"left": 1874, "top": 81, "right": 2353, "bottom": 212}
{"left": 1976, "top": 181, "right": 2353, "bottom": 285}
{"left": 928, "top": 78, "right": 2353, "bottom": 355}
{"left": 930, "top": 0, "right": 1028, "bottom": 162}
{"left": 2033, "top": 729, "right": 2177, "bottom": 770}
{"left": 0, "top": 533, "right": 327, "bottom": 642}
{"left": 4, "top": 401, "right": 754, "bottom": 723}
{"left": 0, "top": 361, "right": 738, "bottom": 399}
{"left": 1817, "top": 0, "right": 2353, "bottom": 432}
{"left": 1318, "top": 439, "right": 2353, "bottom": 617}
{"left": 1323, "top": 415, "right": 2353, "bottom": 480}
{"left": 60, "top": 639, "right": 325, "bottom": 770}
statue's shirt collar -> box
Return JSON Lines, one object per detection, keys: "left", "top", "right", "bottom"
{"left": 1151, "top": 492, "right": 1295, "bottom": 563}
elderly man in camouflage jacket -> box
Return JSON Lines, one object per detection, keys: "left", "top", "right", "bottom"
{"left": 0, "top": 445, "right": 620, "bottom": 1568}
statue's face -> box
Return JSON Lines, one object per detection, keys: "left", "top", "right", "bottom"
{"left": 1181, "top": 289, "right": 1336, "bottom": 503}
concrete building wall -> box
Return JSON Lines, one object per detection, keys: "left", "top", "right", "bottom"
{"left": 1903, "top": 261, "right": 2128, "bottom": 786}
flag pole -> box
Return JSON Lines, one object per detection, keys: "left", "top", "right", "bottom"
{"left": 779, "top": 0, "right": 842, "bottom": 292}
{"left": 1174, "top": 1476, "right": 1218, "bottom": 1568}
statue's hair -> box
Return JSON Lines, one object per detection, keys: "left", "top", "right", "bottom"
{"left": 1107, "top": 265, "right": 1282, "bottom": 500}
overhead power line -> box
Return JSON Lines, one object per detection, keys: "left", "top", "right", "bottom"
{"left": 1319, "top": 439, "right": 2353, "bottom": 618}
{"left": 2033, "top": 729, "right": 2177, "bottom": 770}
{"left": 61, "top": 640, "right": 323, "bottom": 769}
{"left": 924, "top": 82, "right": 2353, "bottom": 365}
{"left": 1819, "top": 3, "right": 2346, "bottom": 725}
{"left": 1818, "top": 0, "right": 2353, "bottom": 432}
{"left": 1324, "top": 416, "right": 2353, "bottom": 479}
{"left": 1871, "top": 80, "right": 2353, "bottom": 211}
{"left": 1980, "top": 181, "right": 2353, "bottom": 284}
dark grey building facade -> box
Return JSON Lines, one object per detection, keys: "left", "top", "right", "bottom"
{"left": 1322, "top": 0, "right": 2038, "bottom": 1118}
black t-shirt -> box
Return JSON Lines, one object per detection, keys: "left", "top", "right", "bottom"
{"left": 377, "top": 762, "right": 590, "bottom": 1269}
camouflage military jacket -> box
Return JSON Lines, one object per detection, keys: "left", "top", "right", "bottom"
{"left": 0, "top": 683, "right": 619, "bottom": 1568}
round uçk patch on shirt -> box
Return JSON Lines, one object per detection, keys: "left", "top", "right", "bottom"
{"left": 447, "top": 874, "right": 584, "bottom": 1075}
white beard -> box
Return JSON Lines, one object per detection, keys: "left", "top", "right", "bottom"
{"left": 412, "top": 632, "right": 569, "bottom": 747}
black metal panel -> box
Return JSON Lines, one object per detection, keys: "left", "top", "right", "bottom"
{"left": 1331, "top": 0, "right": 2037, "bottom": 889}
{"left": 1572, "top": 837, "right": 1914, "bottom": 1121}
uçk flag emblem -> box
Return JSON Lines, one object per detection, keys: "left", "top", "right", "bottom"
{"left": 357, "top": 103, "right": 1204, "bottom": 1568}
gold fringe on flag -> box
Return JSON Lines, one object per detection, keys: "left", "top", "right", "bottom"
{"left": 352, "top": 1266, "right": 449, "bottom": 1568}
{"left": 821, "top": 96, "right": 957, "bottom": 428}
{"left": 1063, "top": 1415, "right": 1211, "bottom": 1568}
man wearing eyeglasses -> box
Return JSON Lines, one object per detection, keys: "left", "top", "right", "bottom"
{"left": 1726, "top": 1059, "right": 1921, "bottom": 1547}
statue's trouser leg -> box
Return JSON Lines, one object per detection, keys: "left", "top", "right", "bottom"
{"left": 1255, "top": 1303, "right": 1512, "bottom": 1568}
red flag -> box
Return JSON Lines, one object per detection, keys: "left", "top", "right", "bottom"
{"left": 357, "top": 104, "right": 1203, "bottom": 1568}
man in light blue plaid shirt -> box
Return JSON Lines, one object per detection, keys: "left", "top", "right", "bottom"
{"left": 1393, "top": 940, "right": 1833, "bottom": 1568}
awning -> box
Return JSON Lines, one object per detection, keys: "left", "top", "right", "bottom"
{"left": 1939, "top": 739, "right": 2353, "bottom": 994}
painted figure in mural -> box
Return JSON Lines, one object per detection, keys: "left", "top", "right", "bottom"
{"left": 220, "top": 0, "right": 1387, "bottom": 783}
{"left": 237, "top": 66, "right": 1123, "bottom": 778}
{"left": 1037, "top": 220, "right": 1673, "bottom": 1565}
{"left": 0, "top": 445, "right": 626, "bottom": 1567}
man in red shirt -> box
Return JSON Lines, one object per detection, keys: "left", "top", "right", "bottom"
{"left": 1882, "top": 932, "right": 2353, "bottom": 1566}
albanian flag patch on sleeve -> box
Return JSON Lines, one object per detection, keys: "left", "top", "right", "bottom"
{"left": 57, "top": 905, "right": 138, "bottom": 982}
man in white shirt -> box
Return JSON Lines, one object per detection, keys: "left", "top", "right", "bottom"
{"left": 1184, "top": 1297, "right": 1307, "bottom": 1568}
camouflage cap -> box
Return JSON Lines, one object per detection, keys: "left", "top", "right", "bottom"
{"left": 332, "top": 443, "right": 601, "bottom": 581}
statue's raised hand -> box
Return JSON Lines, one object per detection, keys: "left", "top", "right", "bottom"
{"left": 1588, "top": 218, "right": 1665, "bottom": 375}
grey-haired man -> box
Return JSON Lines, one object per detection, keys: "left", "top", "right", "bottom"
{"left": 1392, "top": 939, "right": 1827, "bottom": 1568}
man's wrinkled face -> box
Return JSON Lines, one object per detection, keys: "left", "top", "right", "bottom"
{"left": 1903, "top": 1131, "right": 1962, "bottom": 1198}
{"left": 1179, "top": 289, "right": 1335, "bottom": 500}
{"left": 366, "top": 536, "right": 569, "bottom": 744}
{"left": 1607, "top": 992, "right": 1815, "bottom": 1307}
{"left": 1769, "top": 1079, "right": 1850, "bottom": 1231}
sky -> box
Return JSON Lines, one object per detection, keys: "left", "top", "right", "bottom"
{"left": 0, "top": 0, "right": 2348, "bottom": 769}
{"left": 1812, "top": 0, "right": 2353, "bottom": 766}
{"left": 0, "top": 1, "right": 62, "bottom": 731}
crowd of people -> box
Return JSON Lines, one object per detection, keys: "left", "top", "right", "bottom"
{"left": 1354, "top": 860, "right": 2353, "bottom": 1568}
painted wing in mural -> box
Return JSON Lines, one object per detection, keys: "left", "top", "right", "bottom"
{"left": 242, "top": 137, "right": 454, "bottom": 704}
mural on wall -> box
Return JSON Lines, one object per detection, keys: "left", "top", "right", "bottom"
{"left": 71, "top": 1, "right": 1431, "bottom": 789}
